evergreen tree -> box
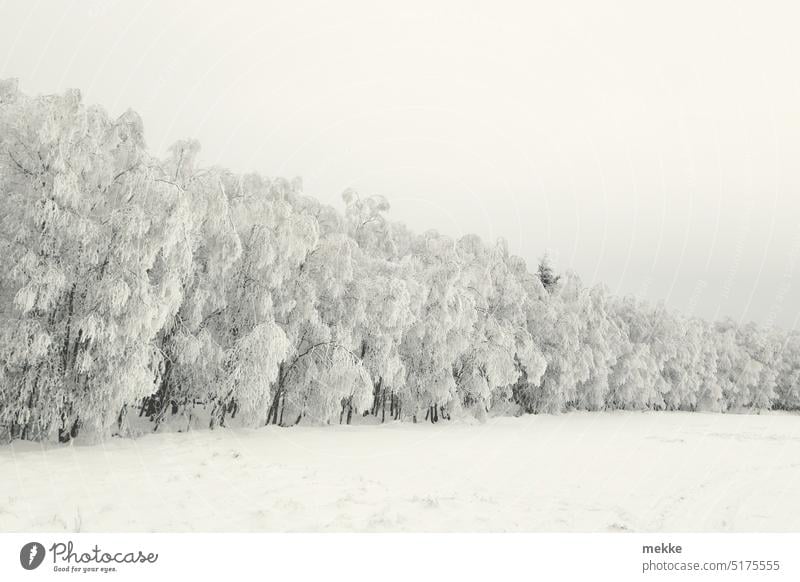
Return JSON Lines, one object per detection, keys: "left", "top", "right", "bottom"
{"left": 536, "top": 254, "right": 560, "bottom": 292}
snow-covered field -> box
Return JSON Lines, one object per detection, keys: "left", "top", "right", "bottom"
{"left": 1, "top": 411, "right": 799, "bottom": 532}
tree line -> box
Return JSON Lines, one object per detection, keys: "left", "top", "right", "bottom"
{"left": 1, "top": 81, "right": 799, "bottom": 442}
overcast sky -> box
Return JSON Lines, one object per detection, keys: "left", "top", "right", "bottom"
{"left": 1, "top": 0, "right": 799, "bottom": 326}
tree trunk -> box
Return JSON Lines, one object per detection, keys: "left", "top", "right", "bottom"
{"left": 116, "top": 406, "right": 127, "bottom": 434}
{"left": 371, "top": 377, "right": 383, "bottom": 416}
{"left": 279, "top": 392, "right": 287, "bottom": 426}
{"left": 61, "top": 284, "right": 77, "bottom": 371}
{"left": 59, "top": 415, "right": 80, "bottom": 443}
{"left": 267, "top": 388, "right": 282, "bottom": 425}
{"left": 268, "top": 363, "right": 286, "bottom": 425}
{"left": 58, "top": 411, "right": 71, "bottom": 443}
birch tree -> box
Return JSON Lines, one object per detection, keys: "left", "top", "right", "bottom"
{"left": 0, "top": 80, "right": 194, "bottom": 440}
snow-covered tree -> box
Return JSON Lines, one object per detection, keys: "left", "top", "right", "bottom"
{"left": 776, "top": 333, "right": 800, "bottom": 410}
{"left": 454, "top": 235, "right": 546, "bottom": 418}
{"left": 399, "top": 231, "right": 475, "bottom": 421}
{"left": 0, "top": 80, "right": 194, "bottom": 440}
{"left": 536, "top": 253, "right": 560, "bottom": 293}
{"left": 607, "top": 298, "right": 666, "bottom": 410}
{"left": 138, "top": 142, "right": 241, "bottom": 428}
{"left": 2, "top": 80, "right": 798, "bottom": 442}
{"left": 209, "top": 175, "right": 317, "bottom": 427}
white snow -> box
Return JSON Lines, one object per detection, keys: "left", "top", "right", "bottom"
{"left": 1, "top": 411, "right": 799, "bottom": 532}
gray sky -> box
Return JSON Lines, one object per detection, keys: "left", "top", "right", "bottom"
{"left": 2, "top": 0, "right": 799, "bottom": 326}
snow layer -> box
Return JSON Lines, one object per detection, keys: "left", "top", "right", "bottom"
{"left": 1, "top": 411, "right": 799, "bottom": 532}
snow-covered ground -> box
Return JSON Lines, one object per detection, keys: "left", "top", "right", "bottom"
{"left": 1, "top": 411, "right": 799, "bottom": 532}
